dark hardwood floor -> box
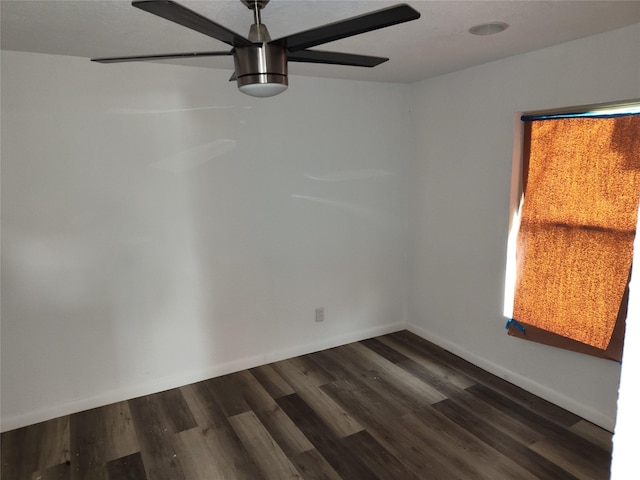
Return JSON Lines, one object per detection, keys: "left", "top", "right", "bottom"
{"left": 1, "top": 330, "right": 613, "bottom": 480}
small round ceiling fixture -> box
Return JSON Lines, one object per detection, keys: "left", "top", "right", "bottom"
{"left": 469, "top": 22, "right": 509, "bottom": 36}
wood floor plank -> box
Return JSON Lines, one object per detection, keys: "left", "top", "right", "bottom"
{"left": 179, "top": 424, "right": 266, "bottom": 480}
{"left": 106, "top": 452, "right": 147, "bottom": 480}
{"left": 202, "top": 368, "right": 314, "bottom": 460}
{"left": 340, "top": 342, "right": 447, "bottom": 404}
{"left": 390, "top": 331, "right": 581, "bottom": 426}
{"left": 310, "top": 345, "right": 441, "bottom": 415}
{"left": 35, "top": 462, "right": 71, "bottom": 480}
{"left": 204, "top": 374, "right": 253, "bottom": 417}
{"left": 400, "top": 411, "right": 539, "bottom": 480}
{"left": 67, "top": 402, "right": 137, "bottom": 480}
{"left": 252, "top": 403, "right": 315, "bottom": 456}
{"left": 395, "top": 355, "right": 551, "bottom": 447}
{"left": 359, "top": 337, "right": 411, "bottom": 364}
{"left": 2, "top": 417, "right": 71, "bottom": 480}
{"left": 273, "top": 359, "right": 363, "bottom": 438}
{"left": 394, "top": 356, "right": 465, "bottom": 398}
{"left": 289, "top": 449, "right": 343, "bottom": 480}
{"left": 286, "top": 355, "right": 336, "bottom": 387}
{"left": 569, "top": 420, "right": 613, "bottom": 453}
{"left": 276, "top": 393, "right": 380, "bottom": 479}
{"left": 2, "top": 426, "right": 30, "bottom": 479}
{"left": 432, "top": 397, "right": 581, "bottom": 480}
{"left": 484, "top": 379, "right": 582, "bottom": 428}
{"left": 173, "top": 428, "right": 226, "bottom": 480}
{"left": 438, "top": 387, "right": 544, "bottom": 446}
{"left": 341, "top": 430, "right": 421, "bottom": 480}
{"left": 37, "top": 417, "right": 71, "bottom": 472}
{"left": 324, "top": 375, "right": 408, "bottom": 420}
{"left": 234, "top": 370, "right": 281, "bottom": 413}
{"left": 228, "top": 411, "right": 303, "bottom": 480}
{"left": 529, "top": 436, "right": 611, "bottom": 480}
{"left": 69, "top": 408, "right": 109, "bottom": 480}
{"left": 306, "top": 348, "right": 368, "bottom": 383}
{"left": 312, "top": 348, "right": 415, "bottom": 417}
{"left": 467, "top": 383, "right": 611, "bottom": 459}
{"left": 203, "top": 371, "right": 313, "bottom": 457}
{"left": 173, "top": 427, "right": 248, "bottom": 480}
{"left": 155, "top": 388, "right": 198, "bottom": 434}
{"left": 377, "top": 334, "right": 477, "bottom": 389}
{"left": 180, "top": 381, "right": 267, "bottom": 479}
{"left": 249, "top": 364, "right": 296, "bottom": 399}
{"left": 205, "top": 368, "right": 300, "bottom": 418}
{"left": 320, "top": 381, "right": 471, "bottom": 480}
{"left": 180, "top": 381, "right": 229, "bottom": 429}
{"left": 324, "top": 367, "right": 535, "bottom": 480}
{"left": 393, "top": 331, "right": 514, "bottom": 384}
{"left": 275, "top": 394, "right": 339, "bottom": 450}
{"left": 127, "top": 395, "right": 186, "bottom": 480}
{"left": 101, "top": 401, "right": 140, "bottom": 462}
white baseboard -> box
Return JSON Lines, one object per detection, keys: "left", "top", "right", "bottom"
{"left": 3, "top": 321, "right": 614, "bottom": 433}
{"left": 1, "top": 322, "right": 404, "bottom": 432}
{"left": 406, "top": 323, "right": 615, "bottom": 432}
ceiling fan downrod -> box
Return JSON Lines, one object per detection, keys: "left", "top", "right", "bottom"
{"left": 243, "top": 0, "right": 266, "bottom": 25}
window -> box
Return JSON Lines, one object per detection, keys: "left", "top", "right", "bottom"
{"left": 504, "top": 101, "right": 640, "bottom": 361}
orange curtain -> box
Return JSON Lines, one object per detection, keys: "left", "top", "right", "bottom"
{"left": 510, "top": 115, "right": 640, "bottom": 360}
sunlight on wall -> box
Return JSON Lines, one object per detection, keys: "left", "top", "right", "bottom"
{"left": 503, "top": 196, "right": 523, "bottom": 320}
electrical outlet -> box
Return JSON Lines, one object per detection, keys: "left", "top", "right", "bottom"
{"left": 315, "top": 307, "right": 324, "bottom": 322}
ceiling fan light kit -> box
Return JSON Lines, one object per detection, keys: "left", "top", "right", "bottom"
{"left": 234, "top": 1, "right": 287, "bottom": 97}
{"left": 91, "top": 0, "right": 420, "bottom": 97}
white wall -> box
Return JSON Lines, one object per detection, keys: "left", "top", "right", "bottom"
{"left": 3, "top": 23, "right": 639, "bottom": 436}
{"left": 0, "top": 51, "right": 411, "bottom": 431}
{"left": 407, "top": 23, "right": 640, "bottom": 431}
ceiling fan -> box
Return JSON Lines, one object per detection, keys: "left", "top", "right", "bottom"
{"left": 91, "top": 0, "right": 421, "bottom": 97}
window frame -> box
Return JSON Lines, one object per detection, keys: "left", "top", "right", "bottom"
{"left": 504, "top": 100, "right": 640, "bottom": 361}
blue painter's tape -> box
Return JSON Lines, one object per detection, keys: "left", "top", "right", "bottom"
{"left": 505, "top": 318, "right": 526, "bottom": 334}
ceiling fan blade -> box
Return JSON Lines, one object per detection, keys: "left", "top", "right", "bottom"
{"left": 91, "top": 50, "right": 232, "bottom": 63}
{"left": 229, "top": 72, "right": 237, "bottom": 81}
{"left": 132, "top": 0, "right": 253, "bottom": 47}
{"left": 288, "top": 50, "right": 387, "bottom": 67}
{"left": 281, "top": 3, "right": 420, "bottom": 52}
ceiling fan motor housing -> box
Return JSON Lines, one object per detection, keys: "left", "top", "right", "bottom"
{"left": 233, "top": 40, "right": 288, "bottom": 92}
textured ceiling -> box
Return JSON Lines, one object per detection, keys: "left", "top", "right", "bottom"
{"left": 2, "top": 0, "right": 640, "bottom": 83}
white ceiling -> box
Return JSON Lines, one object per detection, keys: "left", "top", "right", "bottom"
{"left": 2, "top": 0, "right": 640, "bottom": 83}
